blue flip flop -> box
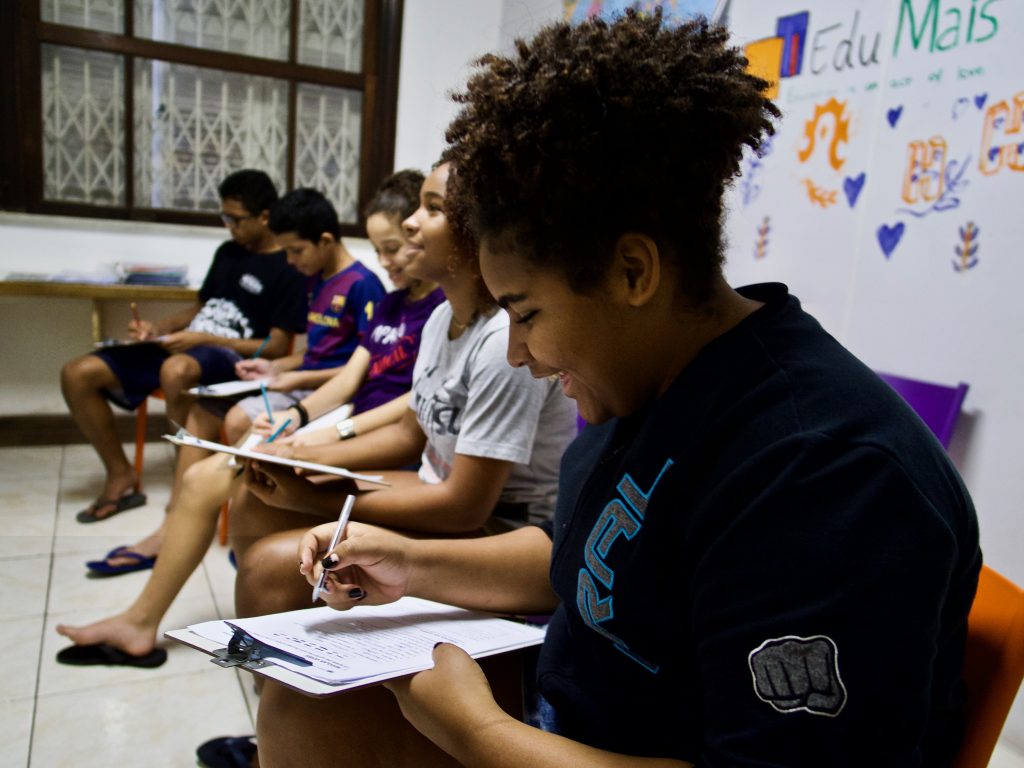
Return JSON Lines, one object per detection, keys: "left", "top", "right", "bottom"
{"left": 86, "top": 546, "right": 157, "bottom": 577}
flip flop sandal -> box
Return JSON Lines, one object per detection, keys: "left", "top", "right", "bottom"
{"left": 85, "top": 546, "right": 157, "bottom": 577}
{"left": 76, "top": 491, "right": 147, "bottom": 523}
{"left": 56, "top": 643, "right": 167, "bottom": 668}
{"left": 196, "top": 735, "right": 257, "bottom": 768}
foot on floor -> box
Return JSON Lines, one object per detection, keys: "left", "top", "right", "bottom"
{"left": 86, "top": 546, "right": 157, "bottom": 577}
{"left": 76, "top": 491, "right": 147, "bottom": 523}
{"left": 55, "top": 643, "right": 167, "bottom": 668}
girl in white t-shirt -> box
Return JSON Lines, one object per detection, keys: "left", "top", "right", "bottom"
{"left": 233, "top": 162, "right": 577, "bottom": 588}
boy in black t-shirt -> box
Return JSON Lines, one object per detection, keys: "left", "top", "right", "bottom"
{"left": 61, "top": 169, "right": 307, "bottom": 523}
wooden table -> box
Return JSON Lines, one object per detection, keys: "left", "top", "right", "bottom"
{"left": 0, "top": 280, "right": 198, "bottom": 342}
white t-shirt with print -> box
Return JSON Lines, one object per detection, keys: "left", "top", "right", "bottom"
{"left": 410, "top": 302, "right": 577, "bottom": 523}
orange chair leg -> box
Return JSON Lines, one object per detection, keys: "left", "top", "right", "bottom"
{"left": 218, "top": 501, "right": 230, "bottom": 546}
{"left": 133, "top": 399, "right": 148, "bottom": 493}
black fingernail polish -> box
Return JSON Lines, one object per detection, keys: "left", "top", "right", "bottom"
{"left": 322, "top": 554, "right": 339, "bottom": 569}
{"left": 433, "top": 641, "right": 444, "bottom": 649}
{"left": 349, "top": 587, "right": 366, "bottom": 600}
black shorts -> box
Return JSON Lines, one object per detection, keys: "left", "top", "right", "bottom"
{"left": 93, "top": 343, "right": 242, "bottom": 410}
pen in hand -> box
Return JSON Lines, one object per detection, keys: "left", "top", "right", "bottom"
{"left": 266, "top": 417, "right": 292, "bottom": 444}
{"left": 260, "top": 382, "right": 274, "bottom": 427}
{"left": 313, "top": 494, "right": 356, "bottom": 603}
{"left": 129, "top": 302, "right": 148, "bottom": 340}
{"left": 251, "top": 334, "right": 271, "bottom": 360}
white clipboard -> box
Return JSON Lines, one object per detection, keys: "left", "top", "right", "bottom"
{"left": 163, "top": 432, "right": 389, "bottom": 486}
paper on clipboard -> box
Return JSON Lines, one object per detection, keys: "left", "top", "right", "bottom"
{"left": 93, "top": 336, "right": 167, "bottom": 349}
{"left": 178, "top": 596, "right": 547, "bottom": 690}
{"left": 163, "top": 433, "right": 389, "bottom": 486}
{"left": 188, "top": 379, "right": 270, "bottom": 397}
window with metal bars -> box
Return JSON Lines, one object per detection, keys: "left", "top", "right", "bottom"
{"left": 1, "top": 0, "right": 403, "bottom": 235}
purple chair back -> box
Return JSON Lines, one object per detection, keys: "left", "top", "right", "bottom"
{"left": 876, "top": 371, "right": 969, "bottom": 450}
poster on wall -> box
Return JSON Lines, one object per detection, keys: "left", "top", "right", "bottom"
{"left": 721, "top": 0, "right": 1022, "bottom": 320}
{"left": 563, "top": 0, "right": 728, "bottom": 24}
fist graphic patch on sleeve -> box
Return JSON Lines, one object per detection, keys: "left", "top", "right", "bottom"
{"left": 748, "top": 635, "right": 847, "bottom": 717}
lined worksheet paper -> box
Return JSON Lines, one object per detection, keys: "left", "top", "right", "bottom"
{"left": 189, "top": 596, "right": 546, "bottom": 685}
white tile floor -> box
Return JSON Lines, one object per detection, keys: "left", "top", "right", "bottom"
{"left": 0, "top": 442, "right": 254, "bottom": 767}
{"left": 1, "top": 440, "right": 1023, "bottom": 767}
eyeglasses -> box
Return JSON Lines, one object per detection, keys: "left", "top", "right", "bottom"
{"left": 220, "top": 212, "right": 257, "bottom": 227}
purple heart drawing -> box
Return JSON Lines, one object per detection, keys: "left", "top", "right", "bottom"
{"left": 886, "top": 106, "right": 903, "bottom": 127}
{"left": 843, "top": 173, "right": 866, "bottom": 208}
{"left": 974, "top": 93, "right": 988, "bottom": 109}
{"left": 877, "top": 222, "right": 905, "bottom": 259}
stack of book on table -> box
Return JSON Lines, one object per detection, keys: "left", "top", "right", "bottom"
{"left": 117, "top": 262, "right": 189, "bottom": 286}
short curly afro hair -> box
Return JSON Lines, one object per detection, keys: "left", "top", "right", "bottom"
{"left": 442, "top": 10, "right": 778, "bottom": 305}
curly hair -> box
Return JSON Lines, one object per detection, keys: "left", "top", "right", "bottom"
{"left": 362, "top": 169, "right": 425, "bottom": 223}
{"left": 440, "top": 163, "right": 494, "bottom": 314}
{"left": 442, "top": 10, "right": 779, "bottom": 305}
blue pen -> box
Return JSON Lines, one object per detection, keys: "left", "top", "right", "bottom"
{"left": 251, "top": 334, "right": 271, "bottom": 359}
{"left": 266, "top": 417, "right": 292, "bottom": 443}
{"left": 260, "top": 382, "right": 274, "bottom": 426}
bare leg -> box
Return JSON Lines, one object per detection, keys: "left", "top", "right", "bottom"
{"left": 256, "top": 636, "right": 525, "bottom": 767}
{"left": 61, "top": 354, "right": 138, "bottom": 508}
{"left": 57, "top": 451, "right": 242, "bottom": 655}
{"left": 257, "top": 681, "right": 461, "bottom": 768}
{"left": 159, "top": 353, "right": 202, "bottom": 430}
{"left": 103, "top": 403, "right": 228, "bottom": 568}
{"left": 229, "top": 490, "right": 328, "bottom": 618}
{"left": 223, "top": 403, "right": 254, "bottom": 445}
{"left": 168, "top": 401, "right": 225, "bottom": 507}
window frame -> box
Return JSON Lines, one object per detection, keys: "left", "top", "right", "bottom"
{"left": 1, "top": 0, "right": 403, "bottom": 237}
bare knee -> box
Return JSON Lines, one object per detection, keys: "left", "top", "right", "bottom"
{"left": 178, "top": 455, "right": 231, "bottom": 511}
{"left": 223, "top": 405, "right": 252, "bottom": 444}
{"left": 235, "top": 531, "right": 305, "bottom": 617}
{"left": 159, "top": 354, "right": 200, "bottom": 396}
{"left": 61, "top": 354, "right": 115, "bottom": 396}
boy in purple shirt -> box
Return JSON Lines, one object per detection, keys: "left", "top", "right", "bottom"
{"left": 201, "top": 188, "right": 387, "bottom": 444}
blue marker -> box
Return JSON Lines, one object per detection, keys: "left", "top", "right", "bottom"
{"left": 260, "top": 382, "right": 274, "bottom": 426}
{"left": 251, "top": 334, "right": 271, "bottom": 359}
{"left": 266, "top": 417, "right": 292, "bottom": 444}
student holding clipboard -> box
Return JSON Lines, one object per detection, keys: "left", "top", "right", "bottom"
{"left": 242, "top": 13, "right": 979, "bottom": 768}
{"left": 60, "top": 169, "right": 307, "bottom": 524}
{"left": 55, "top": 172, "right": 442, "bottom": 666}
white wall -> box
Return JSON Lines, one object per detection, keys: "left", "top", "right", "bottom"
{"left": 393, "top": 0, "right": 561, "bottom": 172}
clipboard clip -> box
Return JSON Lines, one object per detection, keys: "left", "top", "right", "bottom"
{"left": 211, "top": 627, "right": 276, "bottom": 670}
{"left": 169, "top": 421, "right": 195, "bottom": 440}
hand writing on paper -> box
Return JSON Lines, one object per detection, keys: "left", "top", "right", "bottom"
{"left": 128, "top": 318, "right": 158, "bottom": 341}
{"left": 385, "top": 643, "right": 506, "bottom": 759}
{"left": 301, "top": 522, "right": 411, "bottom": 609}
{"left": 252, "top": 409, "right": 297, "bottom": 438}
{"left": 235, "top": 358, "right": 274, "bottom": 380}
{"left": 159, "top": 330, "right": 205, "bottom": 353}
